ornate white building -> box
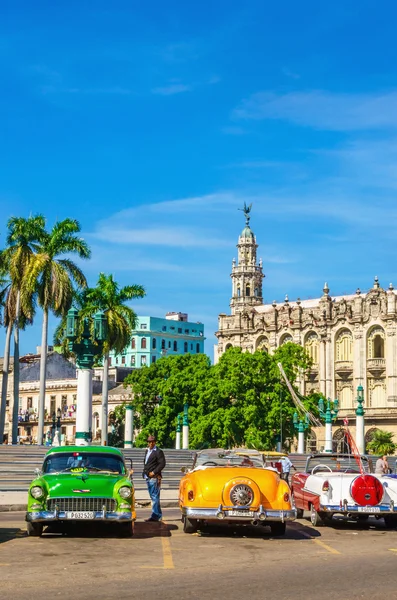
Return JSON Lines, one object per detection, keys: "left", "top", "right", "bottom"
{"left": 215, "top": 209, "right": 397, "bottom": 449}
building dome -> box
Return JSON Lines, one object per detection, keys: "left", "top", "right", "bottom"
{"left": 240, "top": 225, "right": 254, "bottom": 239}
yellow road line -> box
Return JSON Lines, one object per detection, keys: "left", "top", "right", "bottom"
{"left": 388, "top": 549, "right": 397, "bottom": 552}
{"left": 161, "top": 521, "right": 174, "bottom": 569}
{"left": 299, "top": 530, "right": 341, "bottom": 555}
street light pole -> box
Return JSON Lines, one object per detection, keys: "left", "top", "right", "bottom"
{"left": 293, "top": 412, "right": 310, "bottom": 453}
{"left": 175, "top": 414, "right": 181, "bottom": 450}
{"left": 355, "top": 384, "right": 365, "bottom": 454}
{"left": 182, "top": 402, "right": 189, "bottom": 449}
{"left": 66, "top": 309, "right": 107, "bottom": 447}
{"left": 124, "top": 405, "right": 134, "bottom": 448}
{"left": 318, "top": 397, "right": 339, "bottom": 452}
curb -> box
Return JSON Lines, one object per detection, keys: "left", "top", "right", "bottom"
{"left": 0, "top": 500, "right": 180, "bottom": 512}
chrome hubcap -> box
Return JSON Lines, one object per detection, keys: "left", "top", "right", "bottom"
{"left": 230, "top": 484, "right": 254, "bottom": 506}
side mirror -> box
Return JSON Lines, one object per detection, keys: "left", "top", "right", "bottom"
{"left": 181, "top": 466, "right": 187, "bottom": 474}
{"left": 34, "top": 468, "right": 42, "bottom": 477}
{"left": 129, "top": 468, "right": 134, "bottom": 479}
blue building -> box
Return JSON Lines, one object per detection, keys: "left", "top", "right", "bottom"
{"left": 109, "top": 312, "right": 205, "bottom": 368}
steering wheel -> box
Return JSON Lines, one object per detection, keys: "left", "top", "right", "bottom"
{"left": 311, "top": 464, "right": 333, "bottom": 475}
{"left": 202, "top": 461, "right": 218, "bottom": 466}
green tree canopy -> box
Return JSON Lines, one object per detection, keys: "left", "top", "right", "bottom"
{"left": 123, "top": 343, "right": 318, "bottom": 450}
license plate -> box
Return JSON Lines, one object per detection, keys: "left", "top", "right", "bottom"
{"left": 358, "top": 506, "right": 380, "bottom": 513}
{"left": 228, "top": 510, "right": 254, "bottom": 517}
{"left": 66, "top": 511, "right": 95, "bottom": 519}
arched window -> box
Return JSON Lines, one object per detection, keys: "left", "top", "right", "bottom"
{"left": 279, "top": 334, "right": 293, "bottom": 346}
{"left": 161, "top": 339, "right": 166, "bottom": 350}
{"left": 335, "top": 329, "right": 353, "bottom": 361}
{"left": 339, "top": 386, "right": 353, "bottom": 409}
{"left": 184, "top": 342, "right": 188, "bottom": 353}
{"left": 131, "top": 338, "right": 135, "bottom": 349}
{"left": 367, "top": 327, "right": 385, "bottom": 359}
{"left": 237, "top": 286, "right": 241, "bottom": 298}
{"left": 173, "top": 341, "right": 177, "bottom": 351}
{"left": 141, "top": 337, "right": 147, "bottom": 349}
{"left": 152, "top": 338, "right": 156, "bottom": 349}
{"left": 369, "top": 381, "right": 386, "bottom": 408}
{"left": 306, "top": 431, "right": 317, "bottom": 453}
{"left": 256, "top": 336, "right": 269, "bottom": 352}
{"left": 225, "top": 343, "right": 233, "bottom": 351}
{"left": 333, "top": 428, "right": 352, "bottom": 453}
{"left": 246, "top": 284, "right": 251, "bottom": 296}
{"left": 305, "top": 332, "right": 319, "bottom": 365}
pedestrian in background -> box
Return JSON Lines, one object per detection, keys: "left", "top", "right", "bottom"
{"left": 375, "top": 455, "right": 390, "bottom": 475}
{"left": 143, "top": 434, "right": 166, "bottom": 522}
{"left": 281, "top": 455, "right": 297, "bottom": 485}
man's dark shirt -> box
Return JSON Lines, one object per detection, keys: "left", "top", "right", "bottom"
{"left": 143, "top": 447, "right": 166, "bottom": 478}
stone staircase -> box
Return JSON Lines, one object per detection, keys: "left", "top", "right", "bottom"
{"left": 0, "top": 446, "right": 194, "bottom": 493}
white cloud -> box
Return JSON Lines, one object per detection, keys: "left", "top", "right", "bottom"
{"left": 152, "top": 83, "right": 192, "bottom": 96}
{"left": 233, "top": 90, "right": 397, "bottom": 131}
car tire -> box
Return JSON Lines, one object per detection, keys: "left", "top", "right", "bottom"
{"left": 384, "top": 515, "right": 397, "bottom": 529}
{"left": 270, "top": 522, "right": 286, "bottom": 536}
{"left": 27, "top": 522, "right": 43, "bottom": 537}
{"left": 118, "top": 522, "right": 134, "bottom": 537}
{"left": 183, "top": 516, "right": 198, "bottom": 534}
{"left": 310, "top": 505, "right": 324, "bottom": 527}
{"left": 291, "top": 492, "right": 304, "bottom": 519}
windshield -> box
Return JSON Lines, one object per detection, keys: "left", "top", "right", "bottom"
{"left": 306, "top": 455, "right": 371, "bottom": 474}
{"left": 195, "top": 451, "right": 264, "bottom": 469}
{"left": 43, "top": 452, "right": 125, "bottom": 474}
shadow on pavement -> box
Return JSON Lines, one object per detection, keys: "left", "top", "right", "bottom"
{"left": 42, "top": 520, "right": 179, "bottom": 539}
{"left": 0, "top": 527, "right": 26, "bottom": 544}
{"left": 191, "top": 521, "right": 313, "bottom": 540}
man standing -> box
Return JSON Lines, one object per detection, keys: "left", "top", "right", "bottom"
{"left": 281, "top": 455, "right": 297, "bottom": 485}
{"left": 143, "top": 434, "right": 166, "bottom": 522}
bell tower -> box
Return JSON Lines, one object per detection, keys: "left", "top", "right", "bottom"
{"left": 230, "top": 203, "right": 264, "bottom": 315}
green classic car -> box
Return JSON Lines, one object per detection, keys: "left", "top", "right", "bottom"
{"left": 26, "top": 446, "right": 135, "bottom": 537}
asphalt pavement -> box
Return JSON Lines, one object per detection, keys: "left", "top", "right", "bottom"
{"left": 2, "top": 509, "right": 397, "bottom": 599}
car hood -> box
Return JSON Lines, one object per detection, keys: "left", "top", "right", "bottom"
{"left": 42, "top": 473, "right": 125, "bottom": 497}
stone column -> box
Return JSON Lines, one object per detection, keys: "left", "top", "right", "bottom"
{"left": 386, "top": 327, "right": 397, "bottom": 403}
{"left": 353, "top": 330, "right": 364, "bottom": 391}
{"left": 124, "top": 406, "right": 133, "bottom": 448}
{"left": 75, "top": 368, "right": 92, "bottom": 446}
{"left": 325, "top": 336, "right": 333, "bottom": 399}
{"left": 319, "top": 339, "right": 326, "bottom": 395}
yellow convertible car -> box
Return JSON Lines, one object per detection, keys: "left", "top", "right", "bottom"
{"left": 179, "top": 449, "right": 296, "bottom": 535}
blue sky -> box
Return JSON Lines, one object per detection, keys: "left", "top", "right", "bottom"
{"left": 2, "top": 1, "right": 397, "bottom": 359}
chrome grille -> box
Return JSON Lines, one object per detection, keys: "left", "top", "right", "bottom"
{"left": 47, "top": 497, "right": 117, "bottom": 512}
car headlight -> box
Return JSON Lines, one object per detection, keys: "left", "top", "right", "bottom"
{"left": 31, "top": 486, "right": 44, "bottom": 499}
{"left": 119, "top": 486, "right": 132, "bottom": 499}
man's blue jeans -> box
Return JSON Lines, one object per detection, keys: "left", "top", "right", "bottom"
{"left": 146, "top": 477, "right": 162, "bottom": 521}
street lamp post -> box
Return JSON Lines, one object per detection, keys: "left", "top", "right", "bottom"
{"left": 66, "top": 308, "right": 107, "bottom": 446}
{"left": 182, "top": 402, "right": 189, "bottom": 449}
{"left": 175, "top": 414, "right": 181, "bottom": 450}
{"left": 318, "top": 397, "right": 339, "bottom": 452}
{"left": 355, "top": 384, "right": 365, "bottom": 454}
{"left": 293, "top": 412, "right": 310, "bottom": 453}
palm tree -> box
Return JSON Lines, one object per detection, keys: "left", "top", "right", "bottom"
{"left": 0, "top": 216, "right": 45, "bottom": 444}
{"left": 367, "top": 430, "right": 397, "bottom": 456}
{"left": 83, "top": 273, "right": 145, "bottom": 445}
{"left": 25, "top": 218, "right": 91, "bottom": 445}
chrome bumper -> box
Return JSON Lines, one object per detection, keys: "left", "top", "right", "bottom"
{"left": 182, "top": 505, "right": 296, "bottom": 522}
{"left": 322, "top": 504, "right": 397, "bottom": 515}
{"left": 26, "top": 511, "right": 133, "bottom": 523}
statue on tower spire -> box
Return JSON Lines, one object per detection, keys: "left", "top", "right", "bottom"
{"left": 238, "top": 202, "right": 252, "bottom": 226}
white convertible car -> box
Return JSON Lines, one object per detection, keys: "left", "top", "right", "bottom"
{"left": 291, "top": 453, "right": 397, "bottom": 527}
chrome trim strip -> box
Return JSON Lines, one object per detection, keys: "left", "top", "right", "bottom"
{"left": 321, "top": 504, "right": 397, "bottom": 514}
{"left": 181, "top": 507, "right": 297, "bottom": 521}
{"left": 26, "top": 511, "right": 133, "bottom": 522}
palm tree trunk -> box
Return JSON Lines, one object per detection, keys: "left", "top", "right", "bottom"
{"left": 101, "top": 352, "right": 109, "bottom": 446}
{"left": 12, "top": 292, "right": 21, "bottom": 445}
{"left": 0, "top": 321, "right": 13, "bottom": 444}
{"left": 37, "top": 308, "right": 49, "bottom": 445}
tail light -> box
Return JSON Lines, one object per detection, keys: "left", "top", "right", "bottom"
{"left": 188, "top": 490, "right": 194, "bottom": 501}
{"left": 322, "top": 480, "right": 330, "bottom": 492}
{"left": 283, "top": 492, "right": 290, "bottom": 502}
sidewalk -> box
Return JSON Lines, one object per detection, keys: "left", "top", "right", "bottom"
{"left": 0, "top": 489, "right": 179, "bottom": 511}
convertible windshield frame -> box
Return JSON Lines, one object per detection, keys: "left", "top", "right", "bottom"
{"left": 193, "top": 451, "right": 265, "bottom": 469}
{"left": 306, "top": 454, "right": 372, "bottom": 474}
{"left": 43, "top": 452, "right": 126, "bottom": 475}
